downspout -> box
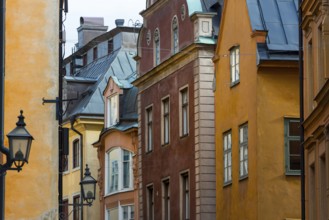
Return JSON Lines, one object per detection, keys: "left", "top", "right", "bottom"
{"left": 70, "top": 116, "right": 84, "bottom": 220}
{"left": 58, "top": 0, "right": 64, "bottom": 219}
{"left": 0, "top": 1, "right": 8, "bottom": 219}
{"left": 298, "top": 0, "right": 305, "bottom": 219}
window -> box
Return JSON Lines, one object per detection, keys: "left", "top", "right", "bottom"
{"left": 180, "top": 88, "right": 188, "bottom": 136}
{"left": 162, "top": 179, "right": 170, "bottom": 220}
{"left": 147, "top": 185, "right": 154, "bottom": 220}
{"left": 73, "top": 139, "right": 80, "bottom": 169}
{"left": 93, "top": 46, "right": 98, "bottom": 60}
{"left": 284, "top": 118, "right": 301, "bottom": 175}
{"left": 106, "top": 148, "right": 133, "bottom": 194}
{"left": 83, "top": 54, "right": 87, "bottom": 66}
{"left": 146, "top": 106, "right": 153, "bottom": 152}
{"left": 230, "top": 46, "right": 240, "bottom": 85}
{"left": 239, "top": 124, "right": 248, "bottom": 178}
{"left": 181, "top": 172, "right": 189, "bottom": 220}
{"left": 154, "top": 29, "right": 160, "bottom": 65}
{"left": 122, "top": 205, "right": 134, "bottom": 220}
{"left": 73, "top": 195, "right": 80, "bottom": 220}
{"left": 70, "top": 62, "right": 74, "bottom": 75}
{"left": 63, "top": 155, "right": 68, "bottom": 172}
{"left": 108, "top": 39, "right": 114, "bottom": 54}
{"left": 162, "top": 97, "right": 170, "bottom": 145}
{"left": 107, "top": 94, "right": 119, "bottom": 127}
{"left": 172, "top": 16, "right": 179, "bottom": 54}
{"left": 106, "top": 207, "right": 118, "bottom": 220}
{"left": 223, "top": 131, "right": 232, "bottom": 184}
{"left": 62, "top": 199, "right": 69, "bottom": 220}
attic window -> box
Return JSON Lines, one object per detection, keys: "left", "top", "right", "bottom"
{"left": 108, "top": 39, "right": 113, "bottom": 54}
{"left": 93, "top": 46, "right": 98, "bottom": 60}
{"left": 230, "top": 46, "right": 240, "bottom": 86}
{"left": 106, "top": 94, "right": 119, "bottom": 127}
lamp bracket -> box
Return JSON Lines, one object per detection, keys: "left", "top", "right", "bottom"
{"left": 42, "top": 93, "right": 79, "bottom": 120}
{"left": 60, "top": 203, "right": 92, "bottom": 207}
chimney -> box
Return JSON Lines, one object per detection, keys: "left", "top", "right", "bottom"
{"left": 77, "top": 17, "right": 108, "bottom": 48}
{"left": 115, "top": 19, "right": 125, "bottom": 27}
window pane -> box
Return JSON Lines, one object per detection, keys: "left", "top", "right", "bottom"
{"left": 289, "top": 140, "right": 301, "bottom": 155}
{"left": 290, "top": 156, "right": 301, "bottom": 170}
{"left": 289, "top": 121, "right": 300, "bottom": 136}
{"left": 123, "top": 151, "right": 131, "bottom": 188}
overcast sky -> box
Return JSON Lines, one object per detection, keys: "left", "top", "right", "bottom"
{"left": 63, "top": 0, "right": 145, "bottom": 57}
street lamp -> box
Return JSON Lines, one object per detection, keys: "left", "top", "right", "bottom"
{"left": 0, "top": 110, "right": 33, "bottom": 173}
{"left": 6, "top": 110, "right": 33, "bottom": 170}
{"left": 80, "top": 164, "right": 97, "bottom": 206}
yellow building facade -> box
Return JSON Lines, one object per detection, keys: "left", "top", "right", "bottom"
{"left": 214, "top": 0, "right": 301, "bottom": 219}
{"left": 4, "top": 0, "right": 59, "bottom": 219}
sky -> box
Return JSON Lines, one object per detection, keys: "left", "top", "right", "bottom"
{"left": 63, "top": 0, "right": 145, "bottom": 57}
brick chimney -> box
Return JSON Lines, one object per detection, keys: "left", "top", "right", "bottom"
{"left": 77, "top": 17, "right": 108, "bottom": 48}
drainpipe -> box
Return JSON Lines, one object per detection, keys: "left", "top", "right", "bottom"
{"left": 298, "top": 0, "right": 305, "bottom": 219}
{"left": 0, "top": 1, "right": 7, "bottom": 219}
{"left": 58, "top": 0, "right": 64, "bottom": 219}
{"left": 70, "top": 116, "right": 84, "bottom": 220}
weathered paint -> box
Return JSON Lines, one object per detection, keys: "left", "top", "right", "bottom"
{"left": 4, "top": 0, "right": 58, "bottom": 219}
{"left": 214, "top": 0, "right": 300, "bottom": 219}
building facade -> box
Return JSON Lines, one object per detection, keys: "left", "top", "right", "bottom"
{"left": 93, "top": 76, "right": 138, "bottom": 220}
{"left": 302, "top": 0, "right": 329, "bottom": 219}
{"left": 4, "top": 0, "right": 59, "bottom": 219}
{"left": 214, "top": 0, "right": 301, "bottom": 219}
{"left": 62, "top": 18, "right": 139, "bottom": 219}
{"left": 133, "top": 0, "right": 222, "bottom": 219}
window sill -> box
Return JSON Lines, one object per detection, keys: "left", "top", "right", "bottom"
{"left": 239, "top": 175, "right": 248, "bottom": 181}
{"left": 285, "top": 172, "right": 301, "bottom": 176}
{"left": 161, "top": 143, "right": 170, "bottom": 148}
{"left": 180, "top": 133, "right": 189, "bottom": 139}
{"left": 71, "top": 167, "right": 80, "bottom": 173}
{"left": 104, "top": 188, "right": 134, "bottom": 198}
{"left": 223, "top": 181, "right": 232, "bottom": 188}
{"left": 230, "top": 80, "right": 240, "bottom": 88}
{"left": 145, "top": 150, "right": 153, "bottom": 155}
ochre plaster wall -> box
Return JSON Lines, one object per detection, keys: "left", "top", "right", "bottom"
{"left": 215, "top": 0, "right": 300, "bottom": 219}
{"left": 4, "top": 0, "right": 59, "bottom": 219}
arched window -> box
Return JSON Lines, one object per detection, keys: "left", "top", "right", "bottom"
{"left": 105, "top": 148, "right": 133, "bottom": 194}
{"left": 172, "top": 16, "right": 179, "bottom": 54}
{"left": 154, "top": 28, "right": 160, "bottom": 65}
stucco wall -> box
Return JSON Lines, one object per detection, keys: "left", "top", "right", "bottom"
{"left": 4, "top": 0, "right": 59, "bottom": 219}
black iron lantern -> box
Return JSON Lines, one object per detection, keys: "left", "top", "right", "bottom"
{"left": 6, "top": 110, "right": 34, "bottom": 169}
{"left": 80, "top": 164, "right": 97, "bottom": 206}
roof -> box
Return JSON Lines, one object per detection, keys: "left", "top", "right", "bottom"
{"left": 246, "top": 0, "right": 299, "bottom": 62}
{"left": 63, "top": 50, "right": 137, "bottom": 121}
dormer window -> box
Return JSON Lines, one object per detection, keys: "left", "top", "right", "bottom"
{"left": 108, "top": 39, "right": 113, "bottom": 54}
{"left": 93, "top": 46, "right": 98, "bottom": 60}
{"left": 172, "top": 16, "right": 179, "bottom": 54}
{"left": 154, "top": 28, "right": 160, "bottom": 66}
{"left": 106, "top": 94, "right": 119, "bottom": 127}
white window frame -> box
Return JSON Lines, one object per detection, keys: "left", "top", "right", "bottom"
{"left": 180, "top": 171, "right": 190, "bottom": 220}
{"left": 239, "top": 123, "right": 248, "bottom": 179}
{"left": 223, "top": 131, "right": 232, "bottom": 184}
{"left": 230, "top": 46, "right": 240, "bottom": 85}
{"left": 179, "top": 86, "right": 189, "bottom": 137}
{"left": 146, "top": 184, "right": 154, "bottom": 220}
{"left": 154, "top": 28, "right": 160, "bottom": 66}
{"left": 121, "top": 204, "right": 134, "bottom": 220}
{"left": 105, "top": 148, "right": 133, "bottom": 195}
{"left": 161, "top": 96, "right": 170, "bottom": 145}
{"left": 172, "top": 16, "right": 179, "bottom": 54}
{"left": 145, "top": 105, "right": 153, "bottom": 153}
{"left": 162, "top": 177, "right": 170, "bottom": 220}
{"left": 106, "top": 94, "right": 119, "bottom": 127}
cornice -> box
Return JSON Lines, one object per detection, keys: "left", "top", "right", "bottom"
{"left": 133, "top": 43, "right": 214, "bottom": 91}
{"left": 140, "top": 0, "right": 169, "bottom": 19}
{"left": 304, "top": 80, "right": 329, "bottom": 129}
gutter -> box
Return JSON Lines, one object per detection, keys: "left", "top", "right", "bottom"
{"left": 70, "top": 116, "right": 84, "bottom": 220}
